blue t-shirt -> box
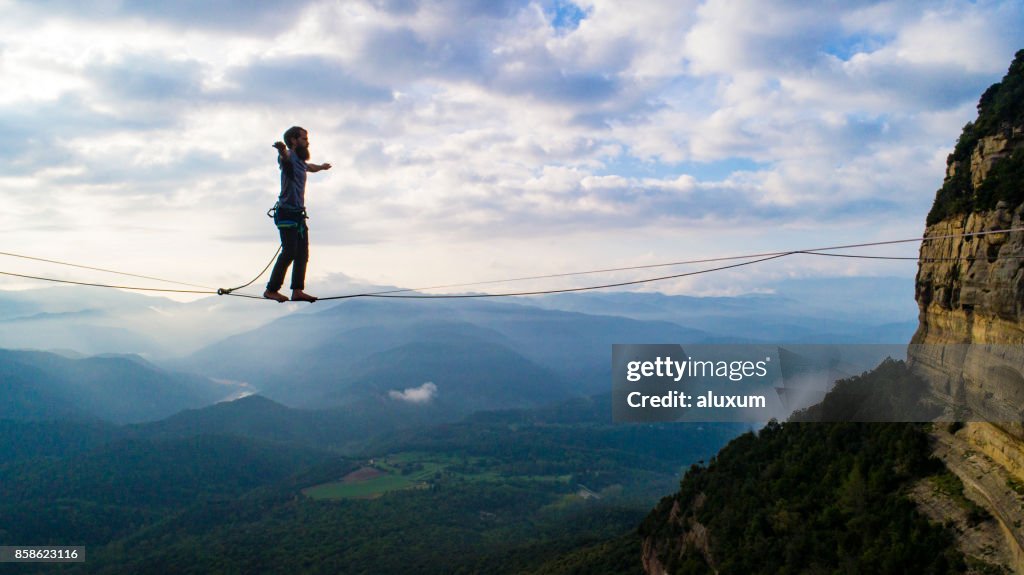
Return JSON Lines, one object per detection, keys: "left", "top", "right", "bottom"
{"left": 278, "top": 151, "right": 307, "bottom": 209}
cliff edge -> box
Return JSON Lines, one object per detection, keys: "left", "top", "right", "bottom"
{"left": 908, "top": 48, "right": 1024, "bottom": 572}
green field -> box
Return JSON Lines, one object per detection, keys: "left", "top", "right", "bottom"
{"left": 302, "top": 452, "right": 571, "bottom": 500}
{"left": 303, "top": 472, "right": 425, "bottom": 500}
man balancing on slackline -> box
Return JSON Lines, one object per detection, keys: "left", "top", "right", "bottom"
{"left": 263, "top": 126, "right": 332, "bottom": 303}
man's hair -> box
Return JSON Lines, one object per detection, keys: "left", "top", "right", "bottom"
{"left": 283, "top": 126, "right": 306, "bottom": 148}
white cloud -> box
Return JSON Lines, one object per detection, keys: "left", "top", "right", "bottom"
{"left": 389, "top": 381, "right": 438, "bottom": 403}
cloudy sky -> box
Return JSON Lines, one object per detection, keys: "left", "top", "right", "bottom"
{"left": 1, "top": 0, "right": 1022, "bottom": 300}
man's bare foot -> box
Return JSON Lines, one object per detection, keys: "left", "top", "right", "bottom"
{"left": 291, "top": 290, "right": 317, "bottom": 302}
{"left": 263, "top": 289, "right": 289, "bottom": 303}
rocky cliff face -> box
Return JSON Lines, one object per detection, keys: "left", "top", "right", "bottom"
{"left": 909, "top": 132, "right": 1024, "bottom": 478}
{"left": 907, "top": 51, "right": 1024, "bottom": 573}
{"left": 909, "top": 196, "right": 1024, "bottom": 446}
{"left": 640, "top": 496, "right": 714, "bottom": 575}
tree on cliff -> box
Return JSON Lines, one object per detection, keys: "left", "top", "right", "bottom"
{"left": 928, "top": 48, "right": 1024, "bottom": 224}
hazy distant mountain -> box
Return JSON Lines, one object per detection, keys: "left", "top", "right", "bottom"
{"left": 132, "top": 394, "right": 380, "bottom": 451}
{"left": 0, "top": 276, "right": 916, "bottom": 359}
{"left": 0, "top": 418, "right": 125, "bottom": 465}
{"left": 0, "top": 348, "right": 240, "bottom": 424}
{"left": 0, "top": 287, "right": 295, "bottom": 357}
{"left": 0, "top": 395, "right": 360, "bottom": 468}
{"left": 0, "top": 311, "right": 161, "bottom": 355}
{"left": 0, "top": 354, "right": 89, "bottom": 421}
{"left": 529, "top": 277, "right": 917, "bottom": 343}
{"left": 183, "top": 298, "right": 711, "bottom": 409}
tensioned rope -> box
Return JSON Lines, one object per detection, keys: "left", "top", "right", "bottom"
{"left": 307, "top": 226, "right": 1024, "bottom": 300}
{"left": 0, "top": 270, "right": 216, "bottom": 295}
{"left": 2, "top": 227, "right": 1020, "bottom": 301}
{"left": 0, "top": 246, "right": 282, "bottom": 298}
{"left": 312, "top": 249, "right": 1019, "bottom": 300}
{"left": 0, "top": 250, "right": 216, "bottom": 290}
{"left": 313, "top": 252, "right": 793, "bottom": 300}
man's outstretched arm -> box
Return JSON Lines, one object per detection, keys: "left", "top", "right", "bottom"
{"left": 307, "top": 162, "right": 332, "bottom": 172}
{"left": 273, "top": 141, "right": 290, "bottom": 161}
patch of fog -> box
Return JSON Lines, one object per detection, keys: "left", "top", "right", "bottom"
{"left": 389, "top": 382, "right": 438, "bottom": 404}
{"left": 147, "top": 306, "right": 174, "bottom": 317}
{"left": 211, "top": 378, "right": 257, "bottom": 402}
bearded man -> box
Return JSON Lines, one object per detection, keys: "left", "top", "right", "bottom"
{"left": 263, "top": 126, "right": 332, "bottom": 303}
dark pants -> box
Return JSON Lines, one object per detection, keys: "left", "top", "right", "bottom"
{"left": 267, "top": 226, "right": 309, "bottom": 291}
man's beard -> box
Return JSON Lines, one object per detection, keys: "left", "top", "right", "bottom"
{"left": 295, "top": 145, "right": 310, "bottom": 161}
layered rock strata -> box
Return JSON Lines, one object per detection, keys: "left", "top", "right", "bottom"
{"left": 909, "top": 203, "right": 1024, "bottom": 434}
{"left": 909, "top": 107, "right": 1024, "bottom": 572}
{"left": 909, "top": 127, "right": 1024, "bottom": 479}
